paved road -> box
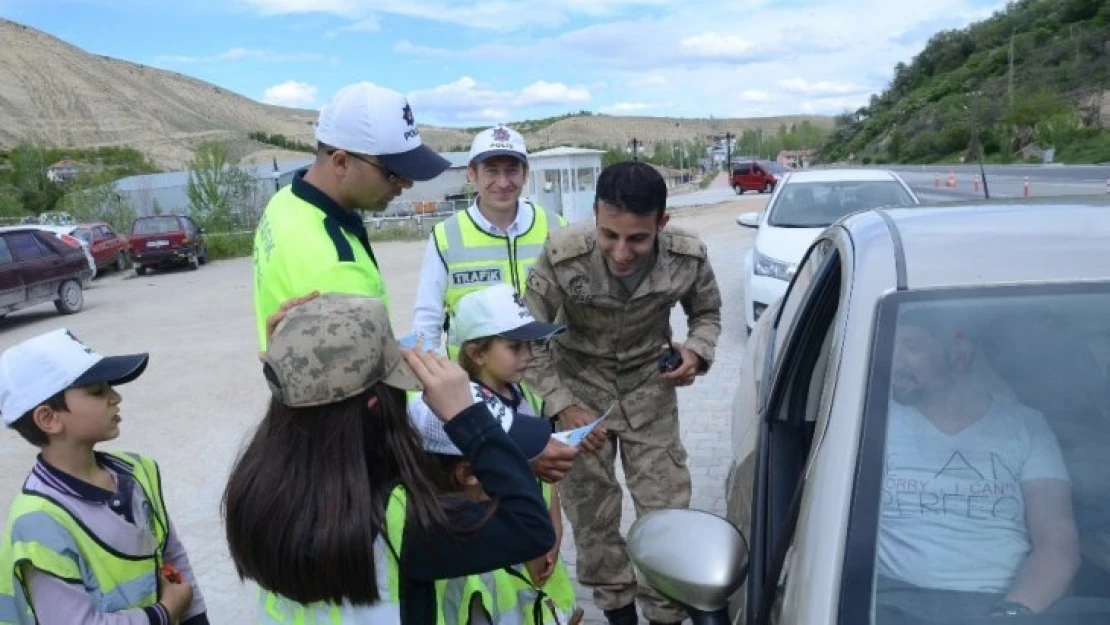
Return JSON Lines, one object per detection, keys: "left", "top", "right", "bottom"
{"left": 0, "top": 201, "right": 761, "bottom": 624}
{"left": 879, "top": 164, "right": 1110, "bottom": 202}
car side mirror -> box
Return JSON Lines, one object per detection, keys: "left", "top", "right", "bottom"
{"left": 736, "top": 212, "right": 760, "bottom": 229}
{"left": 627, "top": 509, "right": 749, "bottom": 614}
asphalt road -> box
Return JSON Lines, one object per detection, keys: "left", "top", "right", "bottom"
{"left": 883, "top": 164, "right": 1110, "bottom": 202}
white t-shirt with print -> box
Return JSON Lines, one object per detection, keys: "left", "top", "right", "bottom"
{"left": 877, "top": 395, "right": 1069, "bottom": 593}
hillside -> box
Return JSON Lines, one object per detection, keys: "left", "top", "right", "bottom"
{"left": 0, "top": 18, "right": 832, "bottom": 169}
{"left": 823, "top": 0, "right": 1110, "bottom": 165}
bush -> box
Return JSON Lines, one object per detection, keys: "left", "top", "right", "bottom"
{"left": 205, "top": 232, "right": 254, "bottom": 260}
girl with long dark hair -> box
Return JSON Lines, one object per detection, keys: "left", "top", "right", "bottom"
{"left": 223, "top": 294, "right": 555, "bottom": 624}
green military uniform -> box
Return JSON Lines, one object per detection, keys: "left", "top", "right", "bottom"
{"left": 523, "top": 222, "right": 722, "bottom": 623}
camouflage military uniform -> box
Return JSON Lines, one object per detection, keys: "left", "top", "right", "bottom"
{"left": 523, "top": 222, "right": 722, "bottom": 623}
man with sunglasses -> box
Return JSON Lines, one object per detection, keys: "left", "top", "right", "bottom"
{"left": 252, "top": 82, "right": 450, "bottom": 349}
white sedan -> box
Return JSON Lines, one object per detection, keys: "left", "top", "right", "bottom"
{"left": 737, "top": 169, "right": 919, "bottom": 333}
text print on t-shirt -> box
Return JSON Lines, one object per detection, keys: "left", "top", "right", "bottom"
{"left": 882, "top": 450, "right": 1024, "bottom": 521}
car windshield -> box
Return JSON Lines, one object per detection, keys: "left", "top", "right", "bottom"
{"left": 864, "top": 286, "right": 1110, "bottom": 623}
{"left": 133, "top": 217, "right": 180, "bottom": 235}
{"left": 767, "top": 181, "right": 916, "bottom": 228}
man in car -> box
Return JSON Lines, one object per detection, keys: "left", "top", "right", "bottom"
{"left": 878, "top": 306, "right": 1081, "bottom": 618}
{"left": 252, "top": 82, "right": 451, "bottom": 349}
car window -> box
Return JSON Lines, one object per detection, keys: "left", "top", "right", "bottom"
{"left": 772, "top": 239, "right": 834, "bottom": 362}
{"left": 100, "top": 226, "right": 117, "bottom": 239}
{"left": 843, "top": 284, "right": 1110, "bottom": 623}
{"left": 748, "top": 248, "right": 843, "bottom": 625}
{"left": 133, "top": 217, "right": 182, "bottom": 235}
{"left": 0, "top": 237, "right": 12, "bottom": 265}
{"left": 73, "top": 228, "right": 93, "bottom": 243}
{"left": 767, "top": 181, "right": 916, "bottom": 228}
{"left": 735, "top": 163, "right": 752, "bottom": 176}
{"left": 8, "top": 232, "right": 47, "bottom": 261}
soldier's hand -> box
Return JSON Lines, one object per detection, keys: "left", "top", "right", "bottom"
{"left": 531, "top": 439, "right": 577, "bottom": 482}
{"left": 557, "top": 405, "right": 594, "bottom": 430}
{"left": 557, "top": 406, "right": 608, "bottom": 453}
{"left": 402, "top": 347, "right": 474, "bottom": 423}
{"left": 659, "top": 343, "right": 701, "bottom": 387}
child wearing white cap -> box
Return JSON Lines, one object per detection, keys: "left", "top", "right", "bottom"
{"left": 408, "top": 284, "right": 586, "bottom": 625}
{"left": 0, "top": 329, "right": 206, "bottom": 625}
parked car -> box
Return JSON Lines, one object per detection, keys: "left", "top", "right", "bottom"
{"left": 128, "top": 215, "right": 209, "bottom": 275}
{"left": 731, "top": 160, "right": 789, "bottom": 195}
{"left": 27, "top": 225, "right": 98, "bottom": 282}
{"left": 736, "top": 168, "right": 918, "bottom": 333}
{"left": 0, "top": 226, "right": 89, "bottom": 317}
{"left": 629, "top": 198, "right": 1110, "bottom": 624}
{"left": 72, "top": 222, "right": 129, "bottom": 272}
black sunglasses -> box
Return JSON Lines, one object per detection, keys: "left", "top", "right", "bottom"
{"left": 327, "top": 149, "right": 402, "bottom": 183}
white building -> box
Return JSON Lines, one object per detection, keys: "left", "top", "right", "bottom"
{"left": 525, "top": 147, "right": 604, "bottom": 224}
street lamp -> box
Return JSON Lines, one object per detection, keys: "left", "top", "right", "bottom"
{"left": 962, "top": 94, "right": 990, "bottom": 199}
{"left": 628, "top": 138, "right": 641, "bottom": 161}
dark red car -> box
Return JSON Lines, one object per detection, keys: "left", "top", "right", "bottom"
{"left": 72, "top": 222, "right": 129, "bottom": 272}
{"left": 0, "top": 226, "right": 89, "bottom": 318}
{"left": 128, "top": 215, "right": 209, "bottom": 275}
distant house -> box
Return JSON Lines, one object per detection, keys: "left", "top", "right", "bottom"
{"left": 47, "top": 159, "right": 81, "bottom": 183}
{"left": 776, "top": 149, "right": 816, "bottom": 169}
{"left": 650, "top": 164, "right": 688, "bottom": 189}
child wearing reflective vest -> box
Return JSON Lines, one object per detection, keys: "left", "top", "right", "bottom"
{"left": 224, "top": 293, "right": 556, "bottom": 625}
{"left": 408, "top": 284, "right": 583, "bottom": 625}
{"left": 0, "top": 329, "right": 207, "bottom": 624}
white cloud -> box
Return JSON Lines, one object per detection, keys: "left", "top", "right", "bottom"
{"left": 155, "top": 47, "right": 326, "bottom": 64}
{"left": 407, "top": 77, "right": 592, "bottom": 124}
{"left": 778, "top": 78, "right": 866, "bottom": 96}
{"left": 628, "top": 74, "right": 668, "bottom": 87}
{"left": 740, "top": 90, "right": 772, "bottom": 103}
{"left": 263, "top": 80, "right": 319, "bottom": 107}
{"left": 600, "top": 102, "right": 655, "bottom": 114}
{"left": 237, "top": 0, "right": 669, "bottom": 30}
{"left": 679, "top": 32, "right": 757, "bottom": 59}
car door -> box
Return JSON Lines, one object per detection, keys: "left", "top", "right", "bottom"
{"left": 91, "top": 225, "right": 119, "bottom": 267}
{"left": 8, "top": 231, "right": 62, "bottom": 301}
{"left": 743, "top": 237, "right": 845, "bottom": 625}
{"left": 0, "top": 234, "right": 25, "bottom": 311}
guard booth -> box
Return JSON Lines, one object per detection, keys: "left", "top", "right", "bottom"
{"left": 526, "top": 147, "right": 604, "bottom": 223}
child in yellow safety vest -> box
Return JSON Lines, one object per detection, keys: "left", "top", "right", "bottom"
{"left": 408, "top": 283, "right": 582, "bottom": 625}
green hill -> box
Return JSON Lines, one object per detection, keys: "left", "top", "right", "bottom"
{"left": 822, "top": 0, "right": 1110, "bottom": 165}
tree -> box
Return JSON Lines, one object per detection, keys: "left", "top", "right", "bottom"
{"left": 7, "top": 144, "right": 63, "bottom": 216}
{"left": 186, "top": 142, "right": 256, "bottom": 232}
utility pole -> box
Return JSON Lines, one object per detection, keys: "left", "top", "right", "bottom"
{"left": 1008, "top": 28, "right": 1016, "bottom": 109}
{"left": 725, "top": 132, "right": 733, "bottom": 172}
{"left": 629, "top": 138, "right": 641, "bottom": 161}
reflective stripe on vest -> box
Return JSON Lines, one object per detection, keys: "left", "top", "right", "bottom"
{"left": 256, "top": 486, "right": 407, "bottom": 624}
{"left": 0, "top": 453, "right": 169, "bottom": 623}
{"left": 436, "top": 203, "right": 564, "bottom": 358}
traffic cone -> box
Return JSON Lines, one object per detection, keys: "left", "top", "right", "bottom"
{"left": 973, "top": 176, "right": 980, "bottom": 194}
{"left": 946, "top": 171, "right": 956, "bottom": 188}
{"left": 1023, "top": 176, "right": 1030, "bottom": 197}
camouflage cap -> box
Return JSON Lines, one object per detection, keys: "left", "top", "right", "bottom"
{"left": 263, "top": 294, "right": 421, "bottom": 407}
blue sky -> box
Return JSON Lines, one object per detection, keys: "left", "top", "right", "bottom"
{"left": 1, "top": 0, "right": 1005, "bottom": 127}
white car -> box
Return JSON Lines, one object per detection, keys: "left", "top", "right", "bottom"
{"left": 737, "top": 169, "right": 919, "bottom": 333}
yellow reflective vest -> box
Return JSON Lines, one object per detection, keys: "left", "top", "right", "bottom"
{"left": 435, "top": 202, "right": 565, "bottom": 359}
{"left": 0, "top": 452, "right": 168, "bottom": 624}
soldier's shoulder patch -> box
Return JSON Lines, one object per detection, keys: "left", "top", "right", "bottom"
{"left": 663, "top": 227, "right": 707, "bottom": 259}
{"left": 547, "top": 224, "right": 593, "bottom": 265}
{"left": 527, "top": 271, "right": 550, "bottom": 297}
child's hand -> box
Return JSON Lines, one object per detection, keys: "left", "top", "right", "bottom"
{"left": 526, "top": 552, "right": 555, "bottom": 587}
{"left": 259, "top": 292, "right": 321, "bottom": 359}
{"left": 158, "top": 566, "right": 193, "bottom": 622}
{"left": 402, "top": 347, "right": 474, "bottom": 422}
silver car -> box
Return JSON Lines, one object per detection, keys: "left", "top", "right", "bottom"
{"left": 629, "top": 197, "right": 1110, "bottom": 624}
